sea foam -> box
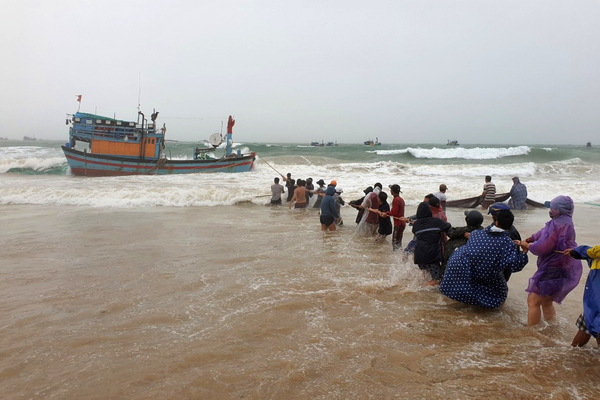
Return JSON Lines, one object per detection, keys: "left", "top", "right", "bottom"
{"left": 369, "top": 146, "right": 531, "bottom": 159}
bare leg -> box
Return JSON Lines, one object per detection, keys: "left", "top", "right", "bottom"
{"left": 327, "top": 223, "right": 336, "bottom": 232}
{"left": 571, "top": 330, "right": 591, "bottom": 347}
{"left": 541, "top": 297, "right": 556, "bottom": 321}
{"left": 321, "top": 224, "right": 327, "bottom": 231}
{"left": 527, "top": 293, "right": 547, "bottom": 326}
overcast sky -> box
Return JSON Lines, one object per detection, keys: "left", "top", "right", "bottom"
{"left": 1, "top": 0, "right": 599, "bottom": 144}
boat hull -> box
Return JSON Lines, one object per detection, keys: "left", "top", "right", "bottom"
{"left": 62, "top": 146, "right": 255, "bottom": 176}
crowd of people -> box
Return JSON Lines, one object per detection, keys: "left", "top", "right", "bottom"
{"left": 270, "top": 173, "right": 599, "bottom": 347}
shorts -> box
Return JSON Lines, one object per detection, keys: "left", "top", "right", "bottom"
{"left": 270, "top": 198, "right": 282, "bottom": 205}
{"left": 576, "top": 313, "right": 590, "bottom": 334}
{"left": 320, "top": 215, "right": 335, "bottom": 226}
{"left": 295, "top": 203, "right": 307, "bottom": 209}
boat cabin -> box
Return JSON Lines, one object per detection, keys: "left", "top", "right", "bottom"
{"left": 67, "top": 111, "right": 164, "bottom": 160}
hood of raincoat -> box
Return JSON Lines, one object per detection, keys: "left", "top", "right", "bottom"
{"left": 416, "top": 202, "right": 432, "bottom": 219}
{"left": 325, "top": 186, "right": 336, "bottom": 196}
{"left": 549, "top": 195, "right": 574, "bottom": 218}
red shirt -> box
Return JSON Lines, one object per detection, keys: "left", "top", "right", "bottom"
{"left": 387, "top": 196, "right": 406, "bottom": 227}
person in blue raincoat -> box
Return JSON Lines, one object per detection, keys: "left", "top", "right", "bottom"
{"left": 565, "top": 245, "right": 600, "bottom": 347}
{"left": 440, "top": 209, "right": 529, "bottom": 309}
{"left": 507, "top": 176, "right": 528, "bottom": 210}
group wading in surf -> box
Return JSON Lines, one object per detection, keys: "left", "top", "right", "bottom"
{"left": 267, "top": 172, "right": 598, "bottom": 348}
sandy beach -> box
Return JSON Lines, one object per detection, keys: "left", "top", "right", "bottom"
{"left": 1, "top": 203, "right": 599, "bottom": 399}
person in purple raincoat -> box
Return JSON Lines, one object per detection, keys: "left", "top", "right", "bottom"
{"left": 517, "top": 195, "right": 583, "bottom": 326}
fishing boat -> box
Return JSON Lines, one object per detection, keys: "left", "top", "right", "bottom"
{"left": 326, "top": 141, "right": 337, "bottom": 146}
{"left": 61, "top": 111, "right": 255, "bottom": 176}
{"left": 23, "top": 136, "right": 37, "bottom": 141}
{"left": 447, "top": 140, "right": 460, "bottom": 146}
{"left": 364, "top": 137, "right": 381, "bottom": 146}
{"left": 587, "top": 141, "right": 592, "bottom": 147}
{"left": 311, "top": 141, "right": 324, "bottom": 147}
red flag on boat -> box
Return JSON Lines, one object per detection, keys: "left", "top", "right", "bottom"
{"left": 76, "top": 95, "right": 82, "bottom": 102}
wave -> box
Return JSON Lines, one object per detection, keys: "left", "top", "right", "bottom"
{"left": 0, "top": 157, "right": 68, "bottom": 174}
{"left": 369, "top": 146, "right": 532, "bottom": 160}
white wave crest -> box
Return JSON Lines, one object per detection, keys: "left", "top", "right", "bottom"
{"left": 370, "top": 146, "right": 531, "bottom": 159}
{"left": 0, "top": 157, "right": 67, "bottom": 173}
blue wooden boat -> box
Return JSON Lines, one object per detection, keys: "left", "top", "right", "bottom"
{"left": 61, "top": 111, "right": 255, "bottom": 176}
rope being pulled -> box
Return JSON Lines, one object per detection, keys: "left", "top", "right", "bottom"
{"left": 259, "top": 157, "right": 285, "bottom": 177}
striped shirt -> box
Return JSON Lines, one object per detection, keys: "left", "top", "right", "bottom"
{"left": 483, "top": 182, "right": 496, "bottom": 202}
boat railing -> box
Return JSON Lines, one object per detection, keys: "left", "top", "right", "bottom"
{"left": 70, "top": 124, "right": 160, "bottom": 142}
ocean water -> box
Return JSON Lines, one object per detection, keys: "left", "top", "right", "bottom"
{"left": 2, "top": 140, "right": 600, "bottom": 399}
{"left": 1, "top": 140, "right": 600, "bottom": 207}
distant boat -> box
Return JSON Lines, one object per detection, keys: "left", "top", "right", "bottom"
{"left": 311, "top": 141, "right": 324, "bottom": 147}
{"left": 0, "top": 137, "right": 8, "bottom": 140}
{"left": 587, "top": 141, "right": 592, "bottom": 147}
{"left": 447, "top": 140, "right": 460, "bottom": 146}
{"left": 23, "top": 135, "right": 37, "bottom": 141}
{"left": 326, "top": 141, "right": 337, "bottom": 146}
{"left": 364, "top": 137, "right": 381, "bottom": 146}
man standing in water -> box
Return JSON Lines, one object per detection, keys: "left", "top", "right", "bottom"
{"left": 320, "top": 186, "right": 340, "bottom": 231}
{"left": 282, "top": 173, "right": 295, "bottom": 202}
{"left": 434, "top": 184, "right": 448, "bottom": 212}
{"left": 288, "top": 179, "right": 308, "bottom": 209}
{"left": 312, "top": 179, "right": 326, "bottom": 209}
{"left": 270, "top": 177, "right": 285, "bottom": 205}
{"left": 383, "top": 184, "right": 406, "bottom": 250}
{"left": 357, "top": 183, "right": 381, "bottom": 236}
{"left": 481, "top": 175, "right": 496, "bottom": 210}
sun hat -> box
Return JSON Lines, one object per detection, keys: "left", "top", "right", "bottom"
{"left": 316, "top": 179, "right": 325, "bottom": 186}
{"left": 330, "top": 180, "right": 337, "bottom": 186}
{"left": 363, "top": 186, "right": 373, "bottom": 194}
{"left": 335, "top": 187, "right": 343, "bottom": 193}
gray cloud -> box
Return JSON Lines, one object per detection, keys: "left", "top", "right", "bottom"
{"left": 1, "top": 0, "right": 599, "bottom": 145}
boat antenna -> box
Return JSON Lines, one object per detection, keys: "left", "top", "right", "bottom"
{"left": 137, "top": 72, "right": 141, "bottom": 113}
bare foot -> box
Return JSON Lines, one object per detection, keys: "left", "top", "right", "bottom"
{"left": 424, "top": 280, "right": 440, "bottom": 287}
{"left": 571, "top": 330, "right": 591, "bottom": 347}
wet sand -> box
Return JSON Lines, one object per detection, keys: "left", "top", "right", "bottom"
{"left": 1, "top": 203, "right": 599, "bottom": 399}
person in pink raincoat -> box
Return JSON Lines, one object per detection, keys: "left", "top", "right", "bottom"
{"left": 517, "top": 195, "right": 583, "bottom": 326}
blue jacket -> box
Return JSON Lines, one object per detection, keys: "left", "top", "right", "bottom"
{"left": 320, "top": 186, "right": 339, "bottom": 219}
{"left": 572, "top": 245, "right": 600, "bottom": 338}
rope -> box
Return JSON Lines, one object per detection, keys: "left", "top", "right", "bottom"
{"left": 146, "top": 158, "right": 167, "bottom": 175}
{"left": 259, "top": 157, "right": 285, "bottom": 177}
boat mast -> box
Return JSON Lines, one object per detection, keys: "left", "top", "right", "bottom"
{"left": 139, "top": 111, "right": 146, "bottom": 160}
{"left": 137, "top": 72, "right": 141, "bottom": 113}
{"left": 226, "top": 116, "right": 235, "bottom": 156}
